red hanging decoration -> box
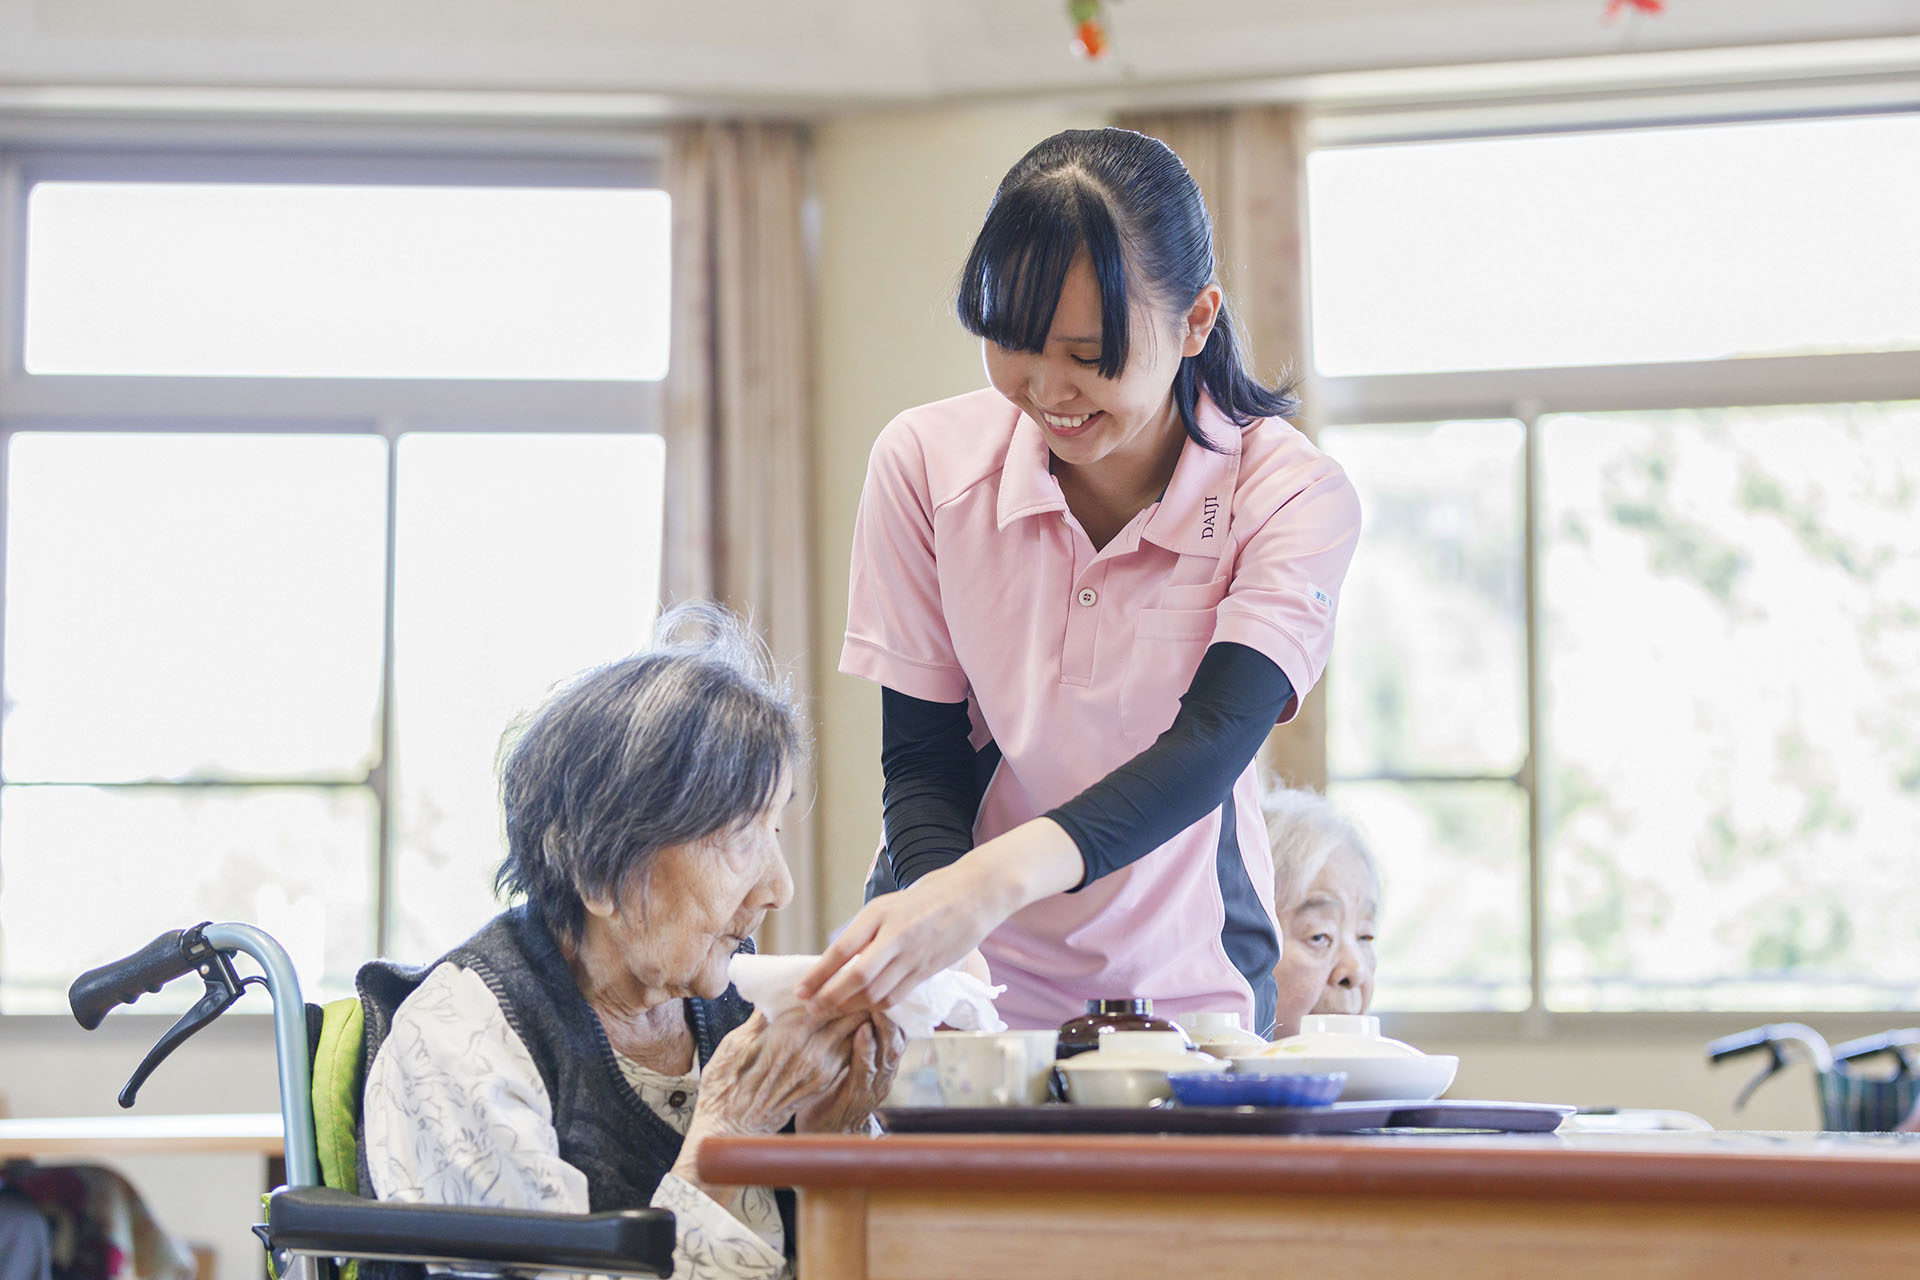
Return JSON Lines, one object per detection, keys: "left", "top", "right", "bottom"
{"left": 1604, "top": 0, "right": 1665, "bottom": 19}
{"left": 1067, "top": 0, "right": 1111, "bottom": 60}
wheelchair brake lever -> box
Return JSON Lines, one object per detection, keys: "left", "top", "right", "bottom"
{"left": 117, "top": 942, "right": 248, "bottom": 1108}
{"left": 1731, "top": 1043, "right": 1789, "bottom": 1113}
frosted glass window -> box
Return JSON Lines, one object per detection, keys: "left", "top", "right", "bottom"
{"left": 1322, "top": 420, "right": 1526, "bottom": 777}
{"left": 387, "top": 433, "right": 665, "bottom": 963}
{"left": 1322, "top": 419, "right": 1529, "bottom": 1012}
{"left": 3, "top": 433, "right": 387, "bottom": 782}
{"left": 1540, "top": 403, "right": 1920, "bottom": 1011}
{"left": 1326, "top": 779, "right": 1530, "bottom": 1012}
{"left": 1309, "top": 114, "right": 1920, "bottom": 375}
{"left": 24, "top": 183, "right": 669, "bottom": 380}
{"left": 0, "top": 786, "right": 376, "bottom": 1014}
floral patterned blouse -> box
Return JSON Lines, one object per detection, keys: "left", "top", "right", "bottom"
{"left": 362, "top": 963, "right": 790, "bottom": 1280}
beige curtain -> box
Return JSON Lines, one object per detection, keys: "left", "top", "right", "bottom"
{"left": 1117, "top": 106, "right": 1329, "bottom": 792}
{"left": 663, "top": 121, "right": 819, "bottom": 953}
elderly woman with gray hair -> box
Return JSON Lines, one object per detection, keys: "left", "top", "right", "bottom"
{"left": 1263, "top": 784, "right": 1383, "bottom": 1038}
{"left": 358, "top": 605, "right": 900, "bottom": 1280}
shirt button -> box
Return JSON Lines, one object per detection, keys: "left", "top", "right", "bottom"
{"left": 667, "top": 1090, "right": 688, "bottom": 1108}
{"left": 1077, "top": 587, "right": 1098, "bottom": 607}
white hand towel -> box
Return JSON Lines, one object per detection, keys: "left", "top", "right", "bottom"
{"left": 727, "top": 953, "right": 1007, "bottom": 1038}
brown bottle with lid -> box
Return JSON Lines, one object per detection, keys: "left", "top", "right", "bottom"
{"left": 1054, "top": 998, "right": 1195, "bottom": 1059}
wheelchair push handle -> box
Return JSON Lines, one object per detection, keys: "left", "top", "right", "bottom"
{"left": 70, "top": 925, "right": 211, "bottom": 1029}
{"left": 68, "top": 921, "right": 318, "bottom": 1188}
{"left": 1706, "top": 1022, "right": 1835, "bottom": 1112}
{"left": 69, "top": 922, "right": 252, "bottom": 1108}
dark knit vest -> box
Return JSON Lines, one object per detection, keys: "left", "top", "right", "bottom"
{"left": 354, "top": 904, "right": 796, "bottom": 1270}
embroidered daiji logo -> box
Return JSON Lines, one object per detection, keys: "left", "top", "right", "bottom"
{"left": 1201, "top": 495, "right": 1220, "bottom": 539}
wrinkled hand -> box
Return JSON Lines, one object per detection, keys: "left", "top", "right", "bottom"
{"left": 671, "top": 1008, "right": 865, "bottom": 1205}
{"left": 795, "top": 1013, "right": 906, "bottom": 1134}
{"left": 691, "top": 1008, "right": 867, "bottom": 1137}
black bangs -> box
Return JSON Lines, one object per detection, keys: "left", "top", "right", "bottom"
{"left": 956, "top": 179, "right": 1134, "bottom": 379}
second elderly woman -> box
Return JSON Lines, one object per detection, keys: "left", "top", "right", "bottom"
{"left": 358, "top": 604, "right": 901, "bottom": 1280}
{"left": 1263, "top": 784, "right": 1381, "bottom": 1038}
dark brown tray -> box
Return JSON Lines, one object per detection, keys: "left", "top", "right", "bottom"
{"left": 877, "top": 1099, "right": 1574, "bottom": 1136}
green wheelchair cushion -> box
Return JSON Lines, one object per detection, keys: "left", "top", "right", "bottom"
{"left": 313, "top": 996, "right": 365, "bottom": 1197}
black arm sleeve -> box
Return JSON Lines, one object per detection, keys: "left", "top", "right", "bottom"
{"left": 879, "top": 687, "right": 982, "bottom": 888}
{"left": 1046, "top": 641, "right": 1293, "bottom": 890}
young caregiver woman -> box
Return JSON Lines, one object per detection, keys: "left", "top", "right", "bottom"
{"left": 799, "top": 128, "right": 1361, "bottom": 1034}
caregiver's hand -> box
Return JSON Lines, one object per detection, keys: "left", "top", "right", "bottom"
{"left": 798, "top": 817, "right": 1085, "bottom": 1013}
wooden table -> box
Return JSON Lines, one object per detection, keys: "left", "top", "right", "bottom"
{"left": 701, "top": 1128, "right": 1920, "bottom": 1279}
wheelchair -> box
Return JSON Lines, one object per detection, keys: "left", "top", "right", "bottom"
{"left": 70, "top": 922, "right": 677, "bottom": 1279}
{"left": 1710, "top": 1021, "right": 1920, "bottom": 1132}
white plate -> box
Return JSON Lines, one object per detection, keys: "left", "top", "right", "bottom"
{"left": 1231, "top": 1053, "right": 1458, "bottom": 1102}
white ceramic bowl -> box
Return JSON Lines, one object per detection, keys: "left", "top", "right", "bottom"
{"left": 1055, "top": 1031, "right": 1225, "bottom": 1107}
{"left": 1230, "top": 1052, "right": 1458, "bottom": 1102}
{"left": 1054, "top": 1064, "right": 1180, "bottom": 1107}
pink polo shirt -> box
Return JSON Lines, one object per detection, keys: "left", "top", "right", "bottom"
{"left": 841, "top": 387, "right": 1360, "bottom": 1032}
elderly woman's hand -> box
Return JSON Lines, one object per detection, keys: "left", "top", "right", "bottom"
{"left": 669, "top": 1008, "right": 866, "bottom": 1206}
{"left": 795, "top": 1014, "right": 905, "bottom": 1134}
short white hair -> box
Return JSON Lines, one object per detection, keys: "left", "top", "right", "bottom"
{"left": 1261, "top": 781, "right": 1380, "bottom": 913}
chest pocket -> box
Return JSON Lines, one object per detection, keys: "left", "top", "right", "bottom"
{"left": 1118, "top": 578, "right": 1228, "bottom": 743}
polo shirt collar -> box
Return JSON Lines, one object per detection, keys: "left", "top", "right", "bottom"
{"left": 995, "top": 399, "right": 1243, "bottom": 555}
{"left": 1140, "top": 397, "right": 1241, "bottom": 558}
{"left": 996, "top": 412, "right": 1068, "bottom": 529}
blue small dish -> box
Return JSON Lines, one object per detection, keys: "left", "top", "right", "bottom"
{"left": 1166, "top": 1071, "right": 1348, "bottom": 1108}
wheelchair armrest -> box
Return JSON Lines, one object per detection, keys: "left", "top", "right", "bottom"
{"left": 268, "top": 1186, "right": 676, "bottom": 1278}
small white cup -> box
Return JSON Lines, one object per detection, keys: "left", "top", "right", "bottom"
{"left": 929, "top": 1029, "right": 1059, "bottom": 1106}
{"left": 881, "top": 1037, "right": 943, "bottom": 1108}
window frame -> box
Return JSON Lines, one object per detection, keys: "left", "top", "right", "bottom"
{"left": 1305, "top": 101, "right": 1920, "bottom": 1042}
{"left": 0, "top": 126, "right": 670, "bottom": 1022}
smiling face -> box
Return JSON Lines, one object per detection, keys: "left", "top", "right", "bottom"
{"left": 981, "top": 251, "right": 1218, "bottom": 483}
{"left": 585, "top": 772, "right": 795, "bottom": 1002}
{"left": 1271, "top": 844, "right": 1379, "bottom": 1038}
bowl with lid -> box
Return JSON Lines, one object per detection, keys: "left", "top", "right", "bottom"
{"left": 1054, "top": 1031, "right": 1226, "bottom": 1106}
{"left": 1173, "top": 1010, "right": 1268, "bottom": 1059}
{"left": 1056, "top": 998, "right": 1193, "bottom": 1059}
{"left": 1226, "top": 1015, "right": 1457, "bottom": 1102}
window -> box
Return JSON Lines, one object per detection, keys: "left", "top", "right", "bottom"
{"left": 0, "top": 146, "right": 670, "bottom": 1014}
{"left": 1309, "top": 114, "right": 1920, "bottom": 376}
{"left": 25, "top": 181, "right": 670, "bottom": 379}
{"left": 1309, "top": 111, "right": 1920, "bottom": 1016}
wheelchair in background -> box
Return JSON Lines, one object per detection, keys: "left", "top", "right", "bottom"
{"left": 70, "top": 922, "right": 677, "bottom": 1279}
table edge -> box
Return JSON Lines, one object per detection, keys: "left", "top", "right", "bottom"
{"left": 699, "top": 1133, "right": 1920, "bottom": 1210}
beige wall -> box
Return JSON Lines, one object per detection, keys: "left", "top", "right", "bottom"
{"left": 1427, "top": 1031, "right": 1821, "bottom": 1132}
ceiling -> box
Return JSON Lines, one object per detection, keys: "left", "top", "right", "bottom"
{"left": 0, "top": 0, "right": 1914, "bottom": 119}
